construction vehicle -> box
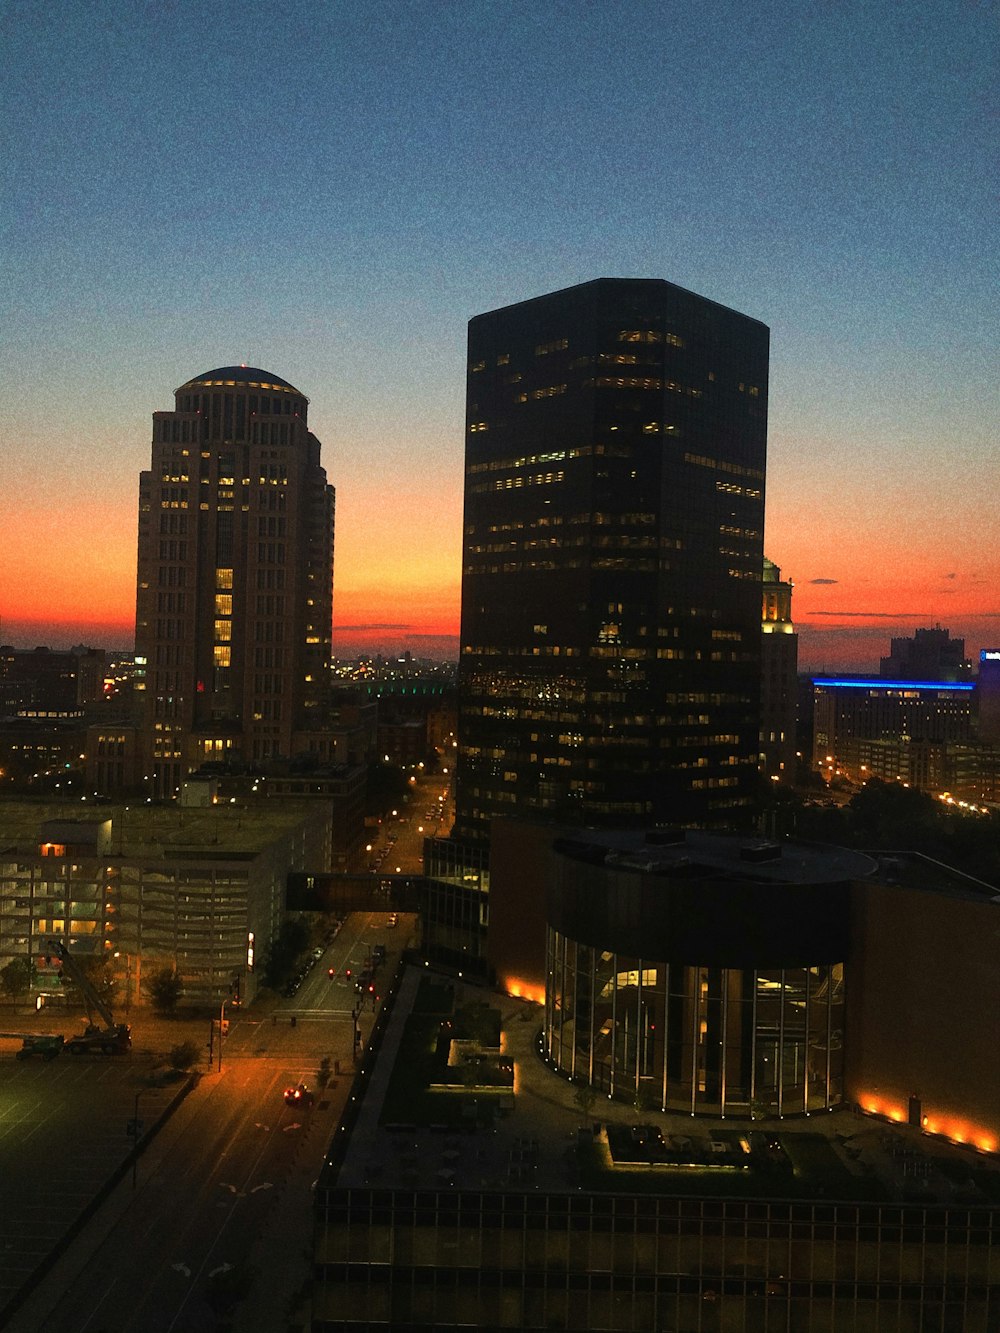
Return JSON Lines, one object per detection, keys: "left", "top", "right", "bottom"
{"left": 0, "top": 1033, "right": 66, "bottom": 1060}
{"left": 48, "top": 939, "right": 131, "bottom": 1056}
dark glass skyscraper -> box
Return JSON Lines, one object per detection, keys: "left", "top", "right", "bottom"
{"left": 455, "top": 279, "right": 768, "bottom": 838}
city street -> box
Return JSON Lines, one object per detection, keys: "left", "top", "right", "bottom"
{"left": 3, "top": 910, "right": 410, "bottom": 1332}
{"left": 364, "top": 769, "right": 454, "bottom": 875}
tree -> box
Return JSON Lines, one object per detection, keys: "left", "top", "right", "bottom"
{"left": 263, "top": 916, "right": 311, "bottom": 988}
{"left": 59, "top": 955, "right": 119, "bottom": 1023}
{"left": 167, "top": 1040, "right": 200, "bottom": 1072}
{"left": 146, "top": 966, "right": 183, "bottom": 1015}
{"left": 574, "top": 1082, "right": 598, "bottom": 1124}
{"left": 0, "top": 957, "right": 35, "bottom": 1007}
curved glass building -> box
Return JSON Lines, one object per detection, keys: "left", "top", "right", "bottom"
{"left": 543, "top": 830, "right": 875, "bottom": 1117}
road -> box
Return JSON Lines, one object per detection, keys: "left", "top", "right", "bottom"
{"left": 366, "top": 770, "right": 454, "bottom": 875}
{"left": 6, "top": 910, "right": 411, "bottom": 1333}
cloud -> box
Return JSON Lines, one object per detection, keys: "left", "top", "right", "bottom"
{"left": 335, "top": 622, "right": 412, "bottom": 632}
{"left": 808, "top": 610, "right": 929, "bottom": 619}
{"left": 943, "top": 573, "right": 957, "bottom": 580}
{"left": 808, "top": 578, "right": 838, "bottom": 585}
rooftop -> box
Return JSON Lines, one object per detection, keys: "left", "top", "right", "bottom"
{"left": 554, "top": 828, "right": 877, "bottom": 885}
{"left": 326, "top": 965, "right": 1000, "bottom": 1207}
{"left": 0, "top": 797, "right": 323, "bottom": 860}
{"left": 175, "top": 366, "right": 303, "bottom": 395}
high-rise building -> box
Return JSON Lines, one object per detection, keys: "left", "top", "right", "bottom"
{"left": 135, "top": 366, "right": 334, "bottom": 796}
{"left": 760, "top": 556, "right": 798, "bottom": 780}
{"left": 880, "top": 625, "right": 971, "bottom": 682}
{"left": 455, "top": 278, "right": 768, "bottom": 838}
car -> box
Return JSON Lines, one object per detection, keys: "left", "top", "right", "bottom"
{"left": 284, "top": 1083, "right": 314, "bottom": 1107}
{"left": 387, "top": 913, "right": 398, "bottom": 928}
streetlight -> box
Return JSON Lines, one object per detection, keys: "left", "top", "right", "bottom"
{"left": 113, "top": 951, "right": 134, "bottom": 1018}
{"left": 218, "top": 997, "right": 227, "bottom": 1071}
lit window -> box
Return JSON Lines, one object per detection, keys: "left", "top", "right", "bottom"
{"left": 213, "top": 646, "right": 231, "bottom": 667}
{"left": 216, "top": 568, "right": 233, "bottom": 590}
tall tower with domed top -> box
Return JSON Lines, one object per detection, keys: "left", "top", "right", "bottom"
{"left": 135, "top": 366, "right": 334, "bottom": 796}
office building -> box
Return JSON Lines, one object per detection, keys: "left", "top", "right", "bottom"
{"left": 456, "top": 278, "right": 768, "bottom": 840}
{"left": 880, "top": 626, "right": 971, "bottom": 682}
{"left": 977, "top": 649, "right": 1000, "bottom": 743}
{"left": 314, "top": 833, "right": 1000, "bottom": 1332}
{"left": 760, "top": 556, "right": 798, "bottom": 780}
{"left": 135, "top": 366, "right": 334, "bottom": 796}
{"left": 812, "top": 677, "right": 975, "bottom": 788}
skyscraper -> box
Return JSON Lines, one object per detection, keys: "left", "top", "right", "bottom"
{"left": 760, "top": 557, "right": 798, "bottom": 780}
{"left": 136, "top": 367, "right": 334, "bottom": 796}
{"left": 455, "top": 279, "right": 768, "bottom": 837}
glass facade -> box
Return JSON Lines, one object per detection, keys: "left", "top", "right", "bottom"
{"left": 456, "top": 279, "right": 769, "bottom": 840}
{"left": 545, "top": 929, "right": 845, "bottom": 1116}
{"left": 314, "top": 1187, "right": 1000, "bottom": 1332}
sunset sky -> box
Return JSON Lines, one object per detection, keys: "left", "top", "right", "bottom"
{"left": 1, "top": 1, "right": 996, "bottom": 671}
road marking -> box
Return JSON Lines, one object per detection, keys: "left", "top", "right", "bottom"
{"left": 209, "top": 1262, "right": 233, "bottom": 1277}
{"left": 282, "top": 1123, "right": 301, "bottom": 1133}
{"left": 251, "top": 1181, "right": 273, "bottom": 1193}
{"left": 171, "top": 1262, "right": 191, "bottom": 1277}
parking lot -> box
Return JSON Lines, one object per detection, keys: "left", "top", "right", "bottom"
{"left": 0, "top": 1051, "right": 184, "bottom": 1313}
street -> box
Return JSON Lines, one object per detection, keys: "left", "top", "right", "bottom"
{"left": 364, "top": 770, "right": 454, "bottom": 875}
{"left": 4, "top": 910, "right": 410, "bottom": 1332}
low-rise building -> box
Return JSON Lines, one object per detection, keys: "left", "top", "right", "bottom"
{"left": 0, "top": 798, "right": 332, "bottom": 1006}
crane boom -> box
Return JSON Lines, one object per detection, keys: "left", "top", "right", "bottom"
{"left": 48, "top": 939, "right": 117, "bottom": 1030}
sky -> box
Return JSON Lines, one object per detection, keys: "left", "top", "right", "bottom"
{"left": 0, "top": 0, "right": 996, "bottom": 671}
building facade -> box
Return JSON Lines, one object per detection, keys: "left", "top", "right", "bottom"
{"left": 812, "top": 678, "right": 975, "bottom": 790}
{"left": 135, "top": 366, "right": 334, "bottom": 796}
{"left": 760, "top": 557, "right": 798, "bottom": 780}
{"left": 880, "top": 626, "right": 971, "bottom": 682}
{"left": 455, "top": 278, "right": 769, "bottom": 840}
{"left": 0, "top": 799, "right": 331, "bottom": 1006}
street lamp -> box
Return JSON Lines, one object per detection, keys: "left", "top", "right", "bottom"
{"left": 217, "top": 996, "right": 233, "bottom": 1073}
{"left": 113, "top": 951, "right": 134, "bottom": 1018}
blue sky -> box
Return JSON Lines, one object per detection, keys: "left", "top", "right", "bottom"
{"left": 1, "top": 0, "right": 997, "bottom": 665}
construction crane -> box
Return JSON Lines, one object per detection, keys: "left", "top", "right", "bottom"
{"left": 0, "top": 1032, "right": 65, "bottom": 1060}
{"left": 48, "top": 939, "right": 131, "bottom": 1055}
